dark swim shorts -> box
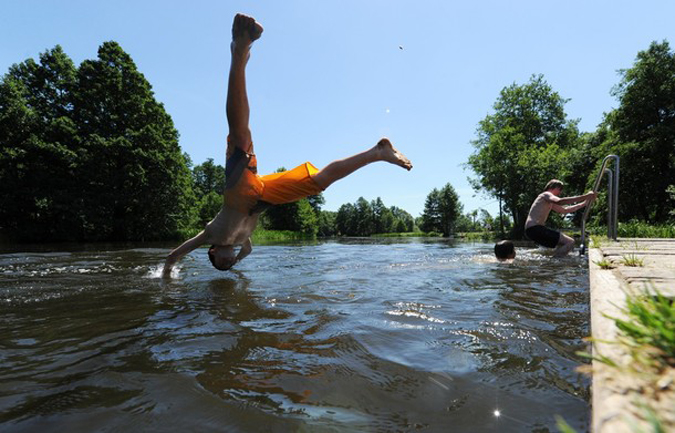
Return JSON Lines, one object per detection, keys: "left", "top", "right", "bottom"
{"left": 525, "top": 225, "right": 561, "bottom": 248}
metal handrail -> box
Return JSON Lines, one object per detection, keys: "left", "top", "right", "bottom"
{"left": 580, "top": 155, "right": 619, "bottom": 255}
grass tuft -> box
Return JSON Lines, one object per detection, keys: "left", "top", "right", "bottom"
{"left": 594, "top": 259, "right": 615, "bottom": 269}
{"left": 621, "top": 254, "right": 645, "bottom": 267}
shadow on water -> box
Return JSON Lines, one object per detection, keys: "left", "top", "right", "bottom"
{"left": 0, "top": 240, "right": 590, "bottom": 432}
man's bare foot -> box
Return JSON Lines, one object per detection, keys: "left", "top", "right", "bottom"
{"left": 232, "top": 13, "right": 263, "bottom": 51}
{"left": 376, "top": 138, "right": 412, "bottom": 171}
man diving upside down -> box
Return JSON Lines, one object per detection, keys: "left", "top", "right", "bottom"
{"left": 163, "top": 14, "right": 412, "bottom": 277}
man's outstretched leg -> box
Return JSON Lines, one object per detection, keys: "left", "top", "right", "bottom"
{"left": 311, "top": 138, "right": 412, "bottom": 189}
{"left": 227, "top": 13, "right": 263, "bottom": 154}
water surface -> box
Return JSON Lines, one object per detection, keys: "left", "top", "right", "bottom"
{"left": 0, "top": 239, "right": 590, "bottom": 432}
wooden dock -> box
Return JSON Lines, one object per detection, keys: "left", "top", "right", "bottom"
{"left": 588, "top": 238, "right": 675, "bottom": 432}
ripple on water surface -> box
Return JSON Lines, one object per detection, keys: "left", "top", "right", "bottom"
{"left": 0, "top": 240, "right": 590, "bottom": 431}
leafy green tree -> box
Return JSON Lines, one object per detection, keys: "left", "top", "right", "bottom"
{"left": 0, "top": 46, "right": 80, "bottom": 240}
{"left": 420, "top": 188, "right": 442, "bottom": 234}
{"left": 467, "top": 74, "right": 580, "bottom": 238}
{"left": 438, "top": 183, "right": 462, "bottom": 236}
{"left": 196, "top": 191, "right": 222, "bottom": 227}
{"left": 190, "top": 158, "right": 226, "bottom": 228}
{"left": 372, "top": 197, "right": 395, "bottom": 234}
{"left": 478, "top": 209, "right": 494, "bottom": 231}
{"left": 336, "top": 203, "right": 357, "bottom": 235}
{"left": 317, "top": 210, "right": 337, "bottom": 237}
{"left": 608, "top": 40, "right": 675, "bottom": 222}
{"left": 455, "top": 214, "right": 473, "bottom": 233}
{"left": 333, "top": 197, "right": 412, "bottom": 236}
{"left": 193, "top": 158, "right": 226, "bottom": 197}
{"left": 307, "top": 193, "right": 325, "bottom": 214}
{"left": 420, "top": 184, "right": 463, "bottom": 236}
{"left": 390, "top": 206, "right": 414, "bottom": 232}
{"left": 0, "top": 43, "right": 195, "bottom": 242}
{"left": 354, "top": 197, "right": 375, "bottom": 236}
{"left": 73, "top": 41, "right": 195, "bottom": 241}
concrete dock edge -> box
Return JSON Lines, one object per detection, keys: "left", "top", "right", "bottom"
{"left": 588, "top": 239, "right": 675, "bottom": 432}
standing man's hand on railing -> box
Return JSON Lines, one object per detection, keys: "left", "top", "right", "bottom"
{"left": 585, "top": 190, "right": 598, "bottom": 204}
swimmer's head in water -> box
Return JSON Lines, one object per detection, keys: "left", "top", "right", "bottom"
{"left": 494, "top": 240, "right": 516, "bottom": 260}
{"left": 208, "top": 245, "right": 237, "bottom": 271}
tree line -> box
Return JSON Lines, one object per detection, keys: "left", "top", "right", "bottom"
{"left": 0, "top": 43, "right": 194, "bottom": 242}
{"left": 1, "top": 40, "right": 673, "bottom": 242}
{"left": 467, "top": 41, "right": 675, "bottom": 239}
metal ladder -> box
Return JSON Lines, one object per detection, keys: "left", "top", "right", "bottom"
{"left": 580, "top": 155, "right": 620, "bottom": 255}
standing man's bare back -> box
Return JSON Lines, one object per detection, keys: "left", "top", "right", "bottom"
{"left": 163, "top": 14, "right": 412, "bottom": 278}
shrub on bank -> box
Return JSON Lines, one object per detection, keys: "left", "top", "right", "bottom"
{"left": 587, "top": 221, "right": 675, "bottom": 238}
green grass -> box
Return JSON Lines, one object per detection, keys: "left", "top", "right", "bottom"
{"left": 176, "top": 227, "right": 315, "bottom": 243}
{"left": 621, "top": 254, "right": 645, "bottom": 267}
{"left": 587, "top": 221, "right": 675, "bottom": 239}
{"left": 594, "top": 259, "right": 615, "bottom": 269}
{"left": 573, "top": 288, "right": 674, "bottom": 431}
{"left": 619, "top": 221, "right": 675, "bottom": 238}
{"left": 589, "top": 234, "right": 611, "bottom": 248}
{"left": 251, "top": 228, "right": 315, "bottom": 242}
{"left": 456, "top": 231, "right": 496, "bottom": 241}
{"left": 371, "top": 231, "right": 497, "bottom": 240}
{"left": 613, "top": 289, "right": 675, "bottom": 368}
{"left": 370, "top": 231, "right": 429, "bottom": 238}
{"left": 620, "top": 240, "right": 648, "bottom": 251}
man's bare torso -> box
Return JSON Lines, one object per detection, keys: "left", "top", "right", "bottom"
{"left": 205, "top": 205, "right": 259, "bottom": 246}
{"left": 525, "top": 192, "right": 554, "bottom": 229}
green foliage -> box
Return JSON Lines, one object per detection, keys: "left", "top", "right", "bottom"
{"left": 419, "top": 183, "right": 462, "bottom": 236}
{"left": 594, "top": 259, "right": 615, "bottom": 269}
{"left": 457, "top": 231, "right": 496, "bottom": 241}
{"left": 371, "top": 231, "right": 427, "bottom": 238}
{"left": 316, "top": 210, "right": 337, "bottom": 237}
{"left": 196, "top": 191, "right": 223, "bottom": 227}
{"left": 335, "top": 197, "right": 414, "bottom": 236}
{"left": 263, "top": 197, "right": 316, "bottom": 235}
{"left": 193, "top": 158, "right": 225, "bottom": 197}
{"left": 250, "top": 228, "right": 314, "bottom": 243}
{"left": 620, "top": 254, "right": 645, "bottom": 267}
{"left": 609, "top": 41, "right": 675, "bottom": 223}
{"left": 0, "top": 43, "right": 195, "bottom": 241}
{"left": 467, "top": 74, "right": 581, "bottom": 239}
{"left": 589, "top": 221, "right": 675, "bottom": 238}
{"left": 618, "top": 221, "right": 675, "bottom": 238}
{"left": 614, "top": 290, "right": 675, "bottom": 367}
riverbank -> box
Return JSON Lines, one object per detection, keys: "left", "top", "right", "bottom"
{"left": 588, "top": 238, "right": 675, "bottom": 432}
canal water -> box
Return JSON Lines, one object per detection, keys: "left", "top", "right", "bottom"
{"left": 0, "top": 239, "right": 589, "bottom": 432}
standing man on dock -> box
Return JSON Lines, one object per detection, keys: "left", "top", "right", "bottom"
{"left": 525, "top": 179, "right": 596, "bottom": 257}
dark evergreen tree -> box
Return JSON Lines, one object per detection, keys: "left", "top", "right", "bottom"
{"left": 0, "top": 43, "right": 195, "bottom": 241}
{"left": 609, "top": 41, "right": 675, "bottom": 222}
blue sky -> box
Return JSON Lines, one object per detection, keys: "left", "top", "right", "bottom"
{"left": 2, "top": 1, "right": 674, "bottom": 218}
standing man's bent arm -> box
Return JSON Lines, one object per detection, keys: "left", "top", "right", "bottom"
{"left": 553, "top": 191, "right": 597, "bottom": 205}
{"left": 552, "top": 201, "right": 588, "bottom": 214}
{"left": 163, "top": 231, "right": 208, "bottom": 277}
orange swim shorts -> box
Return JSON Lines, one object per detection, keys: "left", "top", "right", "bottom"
{"left": 223, "top": 145, "right": 324, "bottom": 214}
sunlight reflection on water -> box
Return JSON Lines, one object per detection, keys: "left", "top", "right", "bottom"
{"left": 0, "top": 239, "right": 590, "bottom": 432}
